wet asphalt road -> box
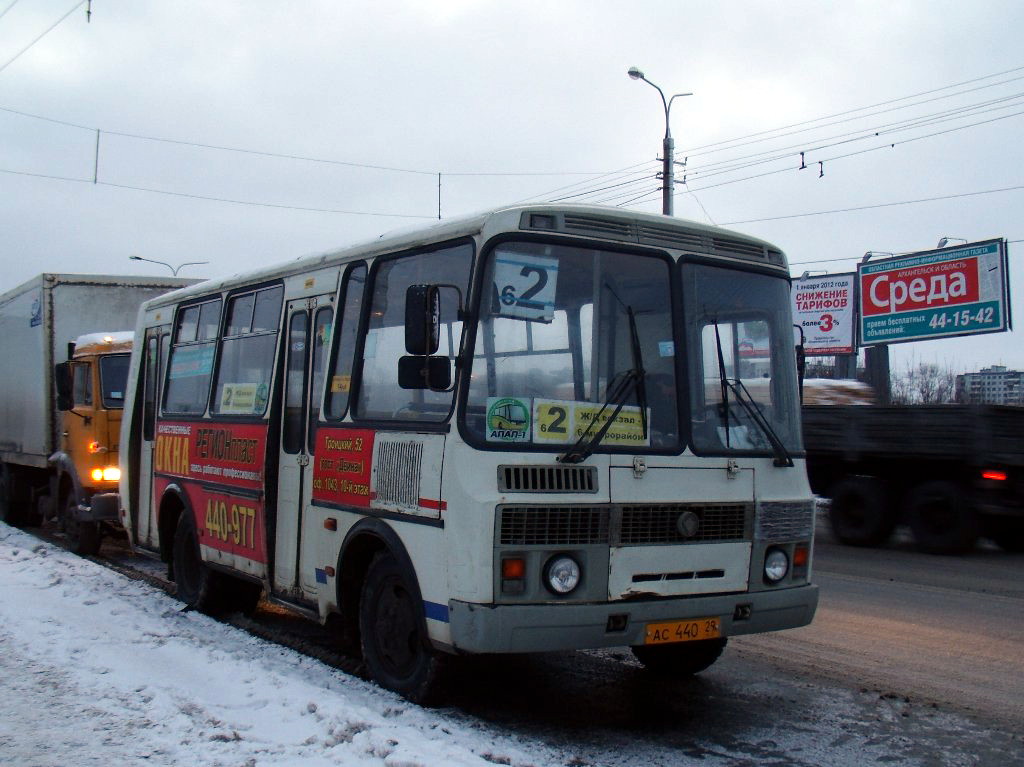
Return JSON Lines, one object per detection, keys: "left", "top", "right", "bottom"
{"left": 437, "top": 525, "right": 1024, "bottom": 766}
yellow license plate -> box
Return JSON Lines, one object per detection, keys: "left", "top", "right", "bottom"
{"left": 644, "top": 617, "right": 722, "bottom": 645}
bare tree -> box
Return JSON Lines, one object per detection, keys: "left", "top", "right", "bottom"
{"left": 890, "top": 362, "right": 957, "bottom": 404}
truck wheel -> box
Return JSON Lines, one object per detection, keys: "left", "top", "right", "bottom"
{"left": 906, "top": 481, "right": 977, "bottom": 554}
{"left": 631, "top": 637, "right": 728, "bottom": 676}
{"left": 64, "top": 495, "right": 102, "bottom": 556}
{"left": 985, "top": 518, "right": 1024, "bottom": 553}
{"left": 0, "top": 463, "right": 25, "bottom": 527}
{"left": 827, "top": 476, "right": 896, "bottom": 546}
{"left": 173, "top": 511, "right": 225, "bottom": 613}
{"left": 359, "top": 551, "right": 444, "bottom": 704}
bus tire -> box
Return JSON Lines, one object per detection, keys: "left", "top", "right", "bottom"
{"left": 827, "top": 476, "right": 896, "bottom": 546}
{"left": 906, "top": 481, "right": 977, "bottom": 554}
{"left": 173, "top": 511, "right": 224, "bottom": 613}
{"left": 359, "top": 551, "right": 443, "bottom": 704}
{"left": 631, "top": 637, "right": 728, "bottom": 676}
{"left": 64, "top": 494, "right": 102, "bottom": 556}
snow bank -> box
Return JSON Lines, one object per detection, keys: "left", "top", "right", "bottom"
{"left": 0, "top": 524, "right": 550, "bottom": 767}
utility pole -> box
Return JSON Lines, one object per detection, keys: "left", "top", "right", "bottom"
{"left": 628, "top": 67, "right": 691, "bottom": 216}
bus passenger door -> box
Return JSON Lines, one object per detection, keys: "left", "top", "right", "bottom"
{"left": 273, "top": 297, "right": 333, "bottom": 598}
{"left": 137, "top": 326, "right": 169, "bottom": 549}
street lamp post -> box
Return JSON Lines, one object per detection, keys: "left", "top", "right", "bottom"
{"left": 129, "top": 255, "right": 209, "bottom": 276}
{"left": 628, "top": 67, "right": 692, "bottom": 216}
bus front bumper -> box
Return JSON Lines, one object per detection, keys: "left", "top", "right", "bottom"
{"left": 446, "top": 583, "right": 818, "bottom": 654}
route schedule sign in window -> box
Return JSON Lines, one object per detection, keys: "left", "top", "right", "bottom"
{"left": 857, "top": 239, "right": 1010, "bottom": 347}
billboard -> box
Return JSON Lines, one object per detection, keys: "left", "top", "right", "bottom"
{"left": 858, "top": 239, "right": 1010, "bottom": 346}
{"left": 791, "top": 273, "right": 857, "bottom": 355}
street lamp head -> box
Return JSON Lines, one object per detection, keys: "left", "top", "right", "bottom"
{"left": 627, "top": 66, "right": 645, "bottom": 81}
{"left": 128, "top": 255, "right": 142, "bottom": 261}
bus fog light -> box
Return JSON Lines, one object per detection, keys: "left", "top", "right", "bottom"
{"left": 543, "top": 555, "right": 581, "bottom": 595}
{"left": 764, "top": 548, "right": 789, "bottom": 582}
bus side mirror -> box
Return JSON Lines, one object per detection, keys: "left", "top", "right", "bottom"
{"left": 405, "top": 285, "right": 440, "bottom": 356}
{"left": 55, "top": 361, "right": 72, "bottom": 411}
{"left": 398, "top": 355, "right": 452, "bottom": 390}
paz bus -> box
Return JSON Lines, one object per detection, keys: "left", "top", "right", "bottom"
{"left": 118, "top": 204, "right": 818, "bottom": 702}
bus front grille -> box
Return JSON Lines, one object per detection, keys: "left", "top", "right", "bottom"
{"left": 498, "top": 503, "right": 752, "bottom": 546}
{"left": 497, "top": 465, "right": 599, "bottom": 493}
{"left": 499, "top": 506, "right": 609, "bottom": 545}
{"left": 620, "top": 503, "right": 749, "bottom": 544}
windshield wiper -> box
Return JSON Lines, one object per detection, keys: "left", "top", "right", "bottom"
{"left": 559, "top": 305, "right": 647, "bottom": 464}
{"left": 711, "top": 320, "right": 793, "bottom": 468}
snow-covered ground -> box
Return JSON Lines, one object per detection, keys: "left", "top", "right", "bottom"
{"left": 0, "top": 523, "right": 556, "bottom": 767}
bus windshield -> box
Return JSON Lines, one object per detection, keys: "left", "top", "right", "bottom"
{"left": 464, "top": 241, "right": 677, "bottom": 450}
{"left": 682, "top": 263, "right": 802, "bottom": 456}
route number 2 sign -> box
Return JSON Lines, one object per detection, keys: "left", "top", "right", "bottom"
{"left": 493, "top": 253, "right": 558, "bottom": 322}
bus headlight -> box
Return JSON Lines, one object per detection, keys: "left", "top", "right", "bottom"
{"left": 91, "top": 467, "right": 121, "bottom": 482}
{"left": 543, "top": 555, "right": 581, "bottom": 595}
{"left": 764, "top": 548, "right": 789, "bottom": 583}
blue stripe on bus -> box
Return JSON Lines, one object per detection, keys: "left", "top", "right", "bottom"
{"left": 423, "top": 600, "right": 450, "bottom": 623}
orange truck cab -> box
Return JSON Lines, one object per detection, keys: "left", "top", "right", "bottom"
{"left": 49, "top": 332, "right": 133, "bottom": 554}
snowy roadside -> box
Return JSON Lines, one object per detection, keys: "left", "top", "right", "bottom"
{"left": 0, "top": 523, "right": 560, "bottom": 767}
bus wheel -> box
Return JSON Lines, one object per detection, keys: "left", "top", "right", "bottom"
{"left": 827, "top": 476, "right": 896, "bottom": 546}
{"left": 64, "top": 495, "right": 102, "bottom": 556}
{"left": 173, "top": 511, "right": 223, "bottom": 613}
{"left": 631, "top": 637, "right": 728, "bottom": 676}
{"left": 906, "top": 481, "right": 977, "bottom": 554}
{"left": 359, "top": 552, "right": 443, "bottom": 704}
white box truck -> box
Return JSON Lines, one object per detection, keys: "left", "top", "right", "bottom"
{"left": 0, "top": 273, "right": 196, "bottom": 552}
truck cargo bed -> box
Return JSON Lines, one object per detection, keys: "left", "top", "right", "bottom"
{"left": 802, "top": 405, "right": 1024, "bottom": 466}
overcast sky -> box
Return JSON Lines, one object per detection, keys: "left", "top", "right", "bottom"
{"left": 2, "top": 0, "right": 1022, "bottom": 374}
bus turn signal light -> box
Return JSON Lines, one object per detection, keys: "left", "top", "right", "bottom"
{"left": 501, "top": 557, "right": 526, "bottom": 595}
{"left": 502, "top": 558, "right": 525, "bottom": 579}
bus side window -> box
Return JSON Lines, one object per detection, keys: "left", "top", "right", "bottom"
{"left": 308, "top": 306, "right": 333, "bottom": 452}
{"left": 164, "top": 298, "right": 222, "bottom": 416}
{"left": 324, "top": 263, "right": 367, "bottom": 421}
{"left": 211, "top": 286, "right": 283, "bottom": 418}
{"left": 356, "top": 243, "right": 471, "bottom": 421}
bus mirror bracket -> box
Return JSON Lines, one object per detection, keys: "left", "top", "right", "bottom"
{"left": 792, "top": 324, "right": 806, "bottom": 404}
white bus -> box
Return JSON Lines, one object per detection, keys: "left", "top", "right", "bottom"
{"left": 119, "top": 204, "right": 818, "bottom": 702}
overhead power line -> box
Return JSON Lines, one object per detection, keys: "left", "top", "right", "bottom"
{"left": 0, "top": 166, "right": 435, "bottom": 218}
{"left": 0, "top": 0, "right": 23, "bottom": 23}
{"left": 720, "top": 184, "right": 1024, "bottom": 226}
{"left": 0, "top": 0, "right": 86, "bottom": 76}
{"left": 680, "top": 64, "right": 1024, "bottom": 157}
